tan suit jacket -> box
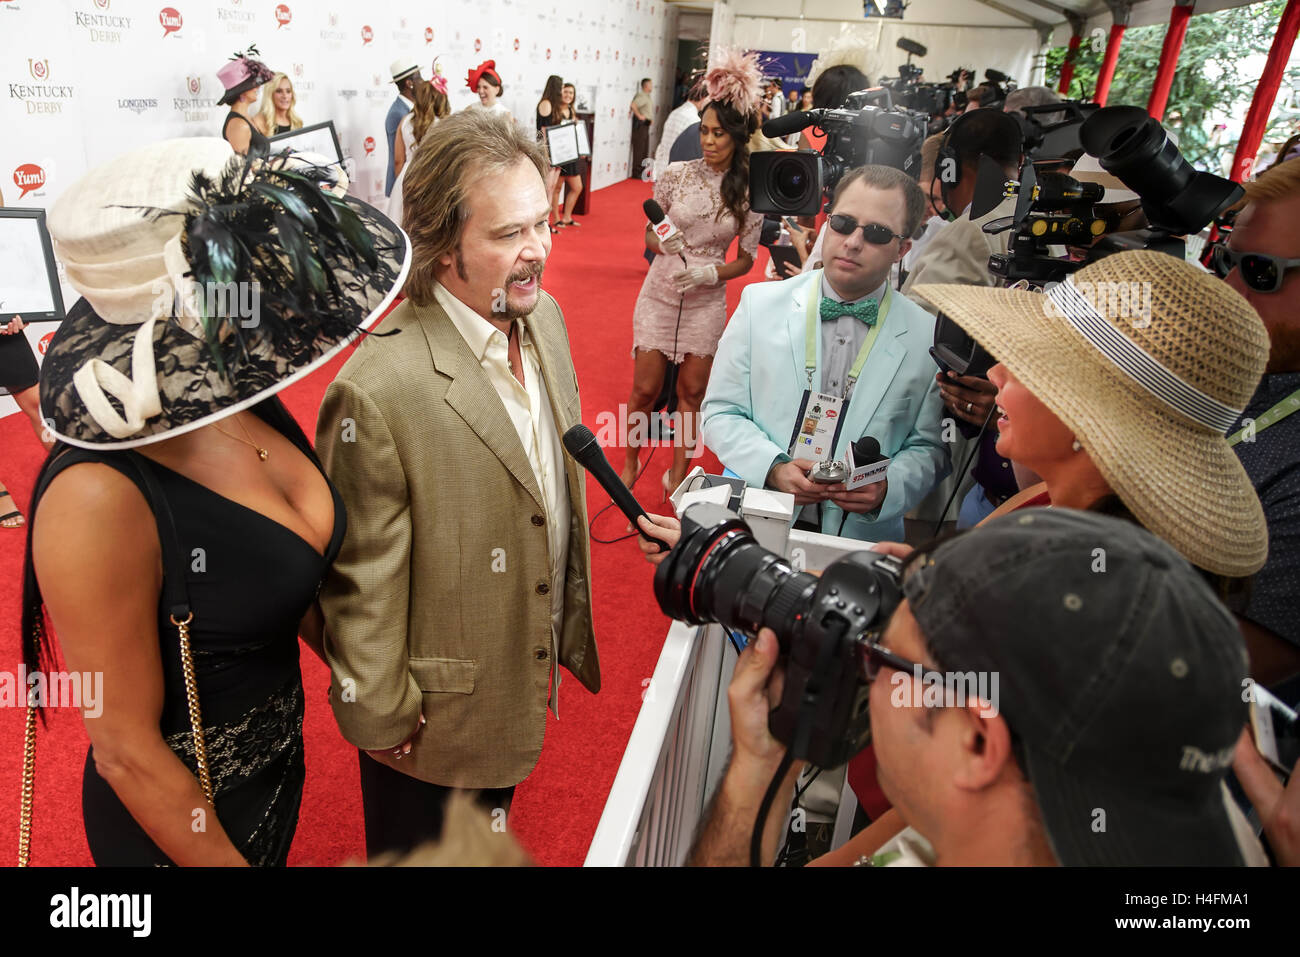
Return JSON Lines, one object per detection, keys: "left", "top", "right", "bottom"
{"left": 316, "top": 291, "right": 598, "bottom": 789}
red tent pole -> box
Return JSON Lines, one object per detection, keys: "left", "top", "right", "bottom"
{"left": 1148, "top": 0, "right": 1195, "bottom": 120}
{"left": 1094, "top": 23, "right": 1127, "bottom": 105}
{"left": 1229, "top": 0, "right": 1300, "bottom": 181}
{"left": 1058, "top": 32, "right": 1082, "bottom": 94}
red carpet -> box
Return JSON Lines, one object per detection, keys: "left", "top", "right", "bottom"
{"left": 0, "top": 178, "right": 771, "bottom": 866}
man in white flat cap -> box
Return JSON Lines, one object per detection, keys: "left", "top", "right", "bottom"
{"left": 386, "top": 58, "right": 422, "bottom": 197}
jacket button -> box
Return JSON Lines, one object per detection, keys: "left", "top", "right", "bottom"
{"left": 536, "top": 581, "right": 550, "bottom": 595}
{"left": 531, "top": 514, "right": 545, "bottom": 526}
{"left": 536, "top": 647, "right": 548, "bottom": 660}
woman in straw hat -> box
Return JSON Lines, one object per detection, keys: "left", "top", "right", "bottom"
{"left": 912, "top": 248, "right": 1270, "bottom": 583}
{"left": 18, "top": 140, "right": 409, "bottom": 866}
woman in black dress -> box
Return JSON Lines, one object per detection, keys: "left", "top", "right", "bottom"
{"left": 20, "top": 138, "right": 408, "bottom": 866}
{"left": 535, "top": 75, "right": 565, "bottom": 233}
{"left": 216, "top": 48, "right": 274, "bottom": 155}
{"left": 555, "top": 83, "right": 585, "bottom": 227}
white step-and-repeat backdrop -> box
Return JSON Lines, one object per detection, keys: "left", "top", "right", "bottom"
{"left": 0, "top": 0, "right": 679, "bottom": 416}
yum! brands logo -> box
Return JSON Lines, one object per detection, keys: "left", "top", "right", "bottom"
{"left": 274, "top": 4, "right": 290, "bottom": 28}
{"left": 38, "top": 331, "right": 56, "bottom": 355}
{"left": 13, "top": 163, "right": 46, "bottom": 200}
{"left": 360, "top": 24, "right": 372, "bottom": 45}
{"left": 158, "top": 7, "right": 181, "bottom": 37}
{"left": 362, "top": 136, "right": 375, "bottom": 155}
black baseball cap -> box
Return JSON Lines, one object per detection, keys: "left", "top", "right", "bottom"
{"left": 900, "top": 508, "right": 1249, "bottom": 866}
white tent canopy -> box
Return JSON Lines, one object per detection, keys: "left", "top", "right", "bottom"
{"left": 680, "top": 0, "right": 1270, "bottom": 90}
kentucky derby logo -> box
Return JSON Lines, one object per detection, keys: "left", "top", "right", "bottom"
{"left": 362, "top": 136, "right": 375, "bottom": 155}
{"left": 274, "top": 3, "right": 290, "bottom": 28}
{"left": 545, "top": 48, "right": 551, "bottom": 60}
{"left": 596, "top": 50, "right": 600, "bottom": 60}
{"left": 292, "top": 63, "right": 303, "bottom": 78}
{"left": 13, "top": 163, "right": 46, "bottom": 200}
{"left": 94, "top": 0, "right": 109, "bottom": 7}
{"left": 328, "top": 12, "right": 337, "bottom": 26}
{"left": 424, "top": 26, "right": 433, "bottom": 44}
{"left": 158, "top": 7, "right": 181, "bottom": 37}
{"left": 187, "top": 75, "right": 200, "bottom": 94}
{"left": 360, "top": 24, "right": 372, "bottom": 45}
{"left": 474, "top": 38, "right": 482, "bottom": 52}
{"left": 572, "top": 49, "right": 577, "bottom": 60}
{"left": 513, "top": 37, "right": 519, "bottom": 51}
{"left": 28, "top": 59, "right": 48, "bottom": 80}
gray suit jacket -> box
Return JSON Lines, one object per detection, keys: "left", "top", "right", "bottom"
{"left": 316, "top": 291, "right": 598, "bottom": 788}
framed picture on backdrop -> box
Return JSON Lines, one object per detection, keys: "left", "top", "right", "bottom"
{"left": 269, "top": 120, "right": 345, "bottom": 167}
{"left": 545, "top": 121, "right": 592, "bottom": 168}
{"left": 0, "top": 208, "right": 65, "bottom": 326}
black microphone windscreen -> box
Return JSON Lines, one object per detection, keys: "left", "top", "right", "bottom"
{"left": 853, "top": 436, "right": 883, "bottom": 463}
{"left": 562, "top": 424, "right": 600, "bottom": 464}
{"left": 643, "top": 199, "right": 666, "bottom": 224}
{"left": 761, "top": 110, "right": 815, "bottom": 138}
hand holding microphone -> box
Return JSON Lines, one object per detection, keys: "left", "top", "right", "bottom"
{"left": 563, "top": 424, "right": 668, "bottom": 553}
{"left": 644, "top": 199, "right": 687, "bottom": 262}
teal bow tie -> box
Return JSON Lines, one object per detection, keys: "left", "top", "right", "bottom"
{"left": 820, "top": 296, "right": 879, "bottom": 326}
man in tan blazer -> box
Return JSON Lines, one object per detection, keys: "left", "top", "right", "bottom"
{"left": 316, "top": 108, "right": 598, "bottom": 856}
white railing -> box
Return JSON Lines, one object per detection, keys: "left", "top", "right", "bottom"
{"left": 584, "top": 498, "right": 874, "bottom": 867}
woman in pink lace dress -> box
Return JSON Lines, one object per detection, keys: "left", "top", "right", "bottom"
{"left": 621, "top": 52, "right": 765, "bottom": 495}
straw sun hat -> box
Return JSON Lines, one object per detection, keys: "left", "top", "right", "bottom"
{"left": 915, "top": 249, "right": 1270, "bottom": 578}
{"left": 41, "top": 138, "right": 409, "bottom": 450}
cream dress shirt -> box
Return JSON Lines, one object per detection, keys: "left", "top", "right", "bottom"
{"left": 433, "top": 282, "right": 571, "bottom": 713}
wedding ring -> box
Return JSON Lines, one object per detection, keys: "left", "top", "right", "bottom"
{"left": 966, "top": 401, "right": 973, "bottom": 413}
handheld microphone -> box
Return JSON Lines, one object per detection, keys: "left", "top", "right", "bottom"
{"left": 761, "top": 110, "right": 817, "bottom": 139}
{"left": 643, "top": 199, "right": 687, "bottom": 264}
{"left": 562, "top": 425, "right": 668, "bottom": 552}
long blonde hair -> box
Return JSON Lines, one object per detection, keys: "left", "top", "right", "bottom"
{"left": 255, "top": 73, "right": 303, "bottom": 134}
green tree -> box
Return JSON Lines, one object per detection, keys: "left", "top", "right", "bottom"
{"left": 1045, "top": 0, "right": 1300, "bottom": 173}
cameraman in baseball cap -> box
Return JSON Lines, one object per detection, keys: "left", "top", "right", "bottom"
{"left": 688, "top": 508, "right": 1259, "bottom": 866}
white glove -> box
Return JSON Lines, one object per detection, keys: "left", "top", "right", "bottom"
{"left": 671, "top": 264, "right": 719, "bottom": 292}
{"left": 660, "top": 233, "right": 686, "bottom": 256}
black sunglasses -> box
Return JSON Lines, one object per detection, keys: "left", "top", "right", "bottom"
{"left": 827, "top": 214, "right": 906, "bottom": 245}
{"left": 1211, "top": 245, "right": 1300, "bottom": 293}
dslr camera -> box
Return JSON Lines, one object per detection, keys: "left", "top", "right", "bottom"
{"left": 654, "top": 503, "right": 903, "bottom": 768}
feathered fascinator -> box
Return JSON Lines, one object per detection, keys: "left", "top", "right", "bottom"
{"left": 41, "top": 137, "right": 410, "bottom": 449}
{"left": 430, "top": 57, "right": 449, "bottom": 97}
{"left": 804, "top": 32, "right": 883, "bottom": 90}
{"left": 704, "top": 48, "right": 765, "bottom": 117}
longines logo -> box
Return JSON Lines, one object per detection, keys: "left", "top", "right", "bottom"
{"left": 337, "top": 88, "right": 358, "bottom": 101}
{"left": 9, "top": 60, "right": 73, "bottom": 114}
{"left": 117, "top": 96, "right": 158, "bottom": 114}
{"left": 74, "top": 1, "right": 131, "bottom": 43}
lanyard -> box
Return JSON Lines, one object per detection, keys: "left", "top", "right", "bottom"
{"left": 804, "top": 272, "right": 892, "bottom": 398}
{"left": 1226, "top": 386, "right": 1300, "bottom": 446}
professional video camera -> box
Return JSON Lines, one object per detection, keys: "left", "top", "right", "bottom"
{"left": 931, "top": 105, "right": 1244, "bottom": 376}
{"left": 876, "top": 39, "right": 970, "bottom": 119}
{"left": 1015, "top": 101, "right": 1099, "bottom": 161}
{"left": 654, "top": 503, "right": 903, "bottom": 769}
{"left": 749, "top": 87, "right": 927, "bottom": 216}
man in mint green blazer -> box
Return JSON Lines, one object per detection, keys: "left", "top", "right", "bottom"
{"left": 701, "top": 165, "right": 950, "bottom": 543}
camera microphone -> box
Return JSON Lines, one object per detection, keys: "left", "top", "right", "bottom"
{"left": 643, "top": 199, "right": 687, "bottom": 265}
{"left": 562, "top": 424, "right": 668, "bottom": 553}
{"left": 761, "top": 110, "right": 818, "bottom": 139}
{"left": 985, "top": 68, "right": 1011, "bottom": 85}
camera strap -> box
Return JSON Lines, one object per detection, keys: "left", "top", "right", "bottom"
{"left": 1226, "top": 386, "right": 1300, "bottom": 447}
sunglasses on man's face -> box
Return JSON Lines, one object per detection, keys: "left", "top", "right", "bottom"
{"left": 1211, "top": 245, "right": 1300, "bottom": 293}
{"left": 827, "top": 214, "right": 906, "bottom": 245}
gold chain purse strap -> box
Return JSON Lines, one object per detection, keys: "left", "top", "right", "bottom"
{"left": 17, "top": 451, "right": 213, "bottom": 866}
